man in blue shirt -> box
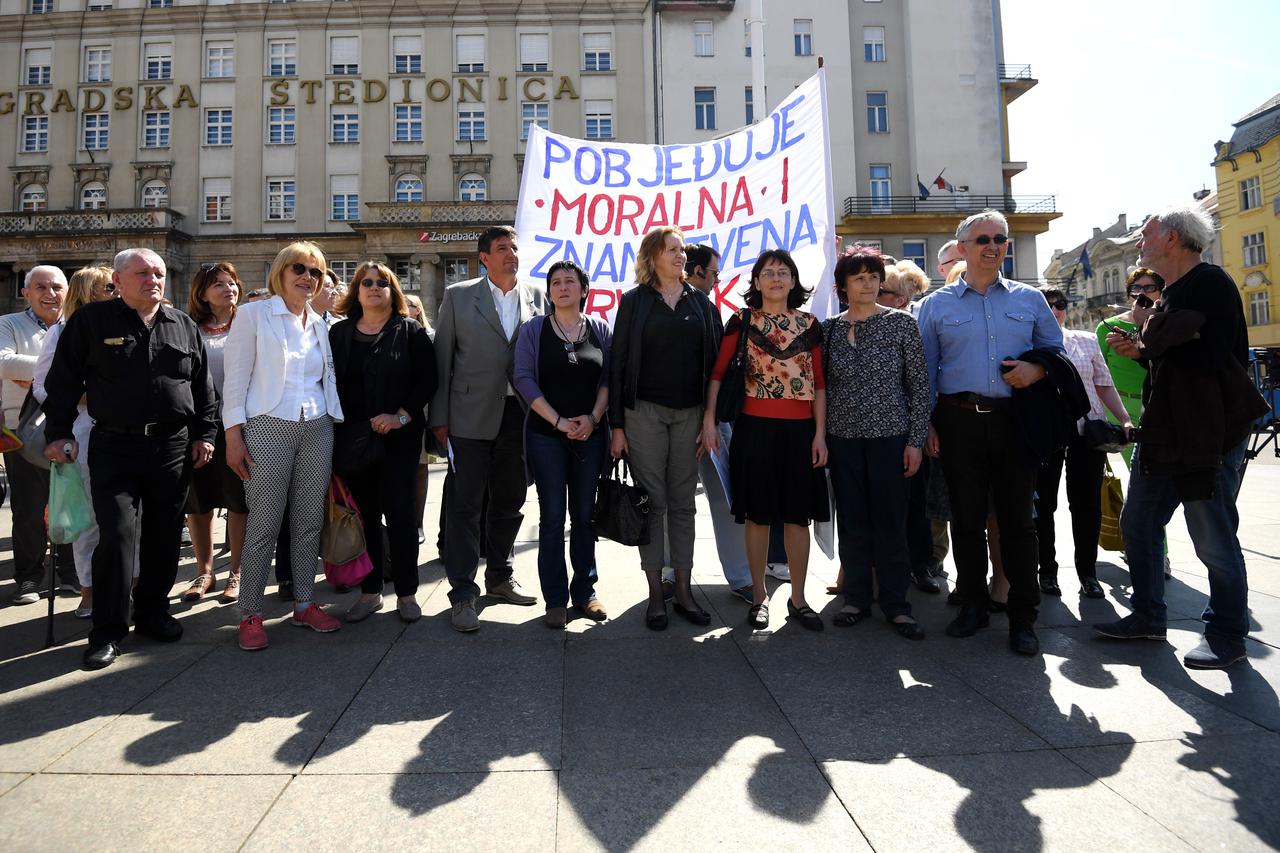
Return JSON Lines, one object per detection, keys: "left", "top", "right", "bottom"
{"left": 917, "top": 210, "right": 1063, "bottom": 655}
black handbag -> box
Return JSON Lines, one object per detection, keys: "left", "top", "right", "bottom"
{"left": 16, "top": 389, "right": 50, "bottom": 470}
{"left": 332, "top": 422, "right": 385, "bottom": 477}
{"left": 1082, "top": 418, "right": 1130, "bottom": 453}
{"left": 715, "top": 309, "right": 752, "bottom": 424}
{"left": 591, "top": 459, "right": 651, "bottom": 547}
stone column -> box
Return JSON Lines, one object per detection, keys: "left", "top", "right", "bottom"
{"left": 420, "top": 253, "right": 442, "bottom": 324}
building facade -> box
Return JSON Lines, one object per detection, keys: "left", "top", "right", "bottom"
{"left": 1213, "top": 93, "right": 1280, "bottom": 347}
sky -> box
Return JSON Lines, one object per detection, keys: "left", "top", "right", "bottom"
{"left": 1000, "top": 0, "right": 1280, "bottom": 271}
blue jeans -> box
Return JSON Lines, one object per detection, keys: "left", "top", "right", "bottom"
{"left": 1121, "top": 440, "right": 1250, "bottom": 640}
{"left": 528, "top": 429, "right": 607, "bottom": 609}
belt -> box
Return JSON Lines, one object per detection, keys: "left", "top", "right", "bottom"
{"left": 1118, "top": 389, "right": 1143, "bottom": 400}
{"left": 937, "top": 392, "right": 1013, "bottom": 413}
{"left": 96, "top": 421, "right": 186, "bottom": 437}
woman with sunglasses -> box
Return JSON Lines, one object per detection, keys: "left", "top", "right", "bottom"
{"left": 513, "top": 260, "right": 611, "bottom": 628}
{"left": 222, "top": 242, "right": 345, "bottom": 650}
{"left": 181, "top": 262, "right": 249, "bottom": 603}
{"left": 1033, "top": 285, "right": 1132, "bottom": 600}
{"left": 329, "top": 262, "right": 437, "bottom": 623}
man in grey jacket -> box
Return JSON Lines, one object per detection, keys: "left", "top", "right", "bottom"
{"left": 1, "top": 265, "right": 73, "bottom": 604}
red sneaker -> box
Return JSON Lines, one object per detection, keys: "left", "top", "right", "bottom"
{"left": 238, "top": 614, "right": 268, "bottom": 650}
{"left": 291, "top": 603, "right": 342, "bottom": 633}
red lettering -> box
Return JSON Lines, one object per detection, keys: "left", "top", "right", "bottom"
{"left": 615, "top": 194, "right": 644, "bottom": 236}
{"left": 587, "top": 194, "right": 615, "bottom": 236}
{"left": 697, "top": 183, "right": 727, "bottom": 229}
{"left": 585, "top": 287, "right": 619, "bottom": 319}
{"left": 728, "top": 176, "right": 755, "bottom": 219}
{"left": 781, "top": 156, "right": 789, "bottom": 204}
{"left": 713, "top": 274, "right": 741, "bottom": 317}
{"left": 550, "top": 189, "right": 587, "bottom": 232}
{"left": 641, "top": 194, "right": 669, "bottom": 232}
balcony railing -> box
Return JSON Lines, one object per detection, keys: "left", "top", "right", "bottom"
{"left": 0, "top": 207, "right": 184, "bottom": 235}
{"left": 998, "top": 64, "right": 1033, "bottom": 80}
{"left": 1085, "top": 292, "right": 1127, "bottom": 310}
{"left": 843, "top": 194, "right": 1056, "bottom": 217}
{"left": 365, "top": 201, "right": 516, "bottom": 225}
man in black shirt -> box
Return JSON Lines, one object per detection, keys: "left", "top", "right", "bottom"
{"left": 44, "top": 248, "right": 218, "bottom": 670}
{"left": 1095, "top": 207, "right": 1260, "bottom": 670}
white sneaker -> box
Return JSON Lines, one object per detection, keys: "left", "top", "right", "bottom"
{"left": 766, "top": 563, "right": 791, "bottom": 581}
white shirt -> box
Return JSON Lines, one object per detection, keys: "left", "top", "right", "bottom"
{"left": 489, "top": 279, "right": 520, "bottom": 341}
{"left": 267, "top": 300, "right": 327, "bottom": 422}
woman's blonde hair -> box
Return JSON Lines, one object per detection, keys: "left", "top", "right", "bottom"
{"left": 65, "top": 265, "right": 113, "bottom": 319}
{"left": 267, "top": 241, "right": 327, "bottom": 300}
{"left": 887, "top": 260, "right": 930, "bottom": 298}
{"left": 336, "top": 261, "right": 408, "bottom": 320}
{"left": 945, "top": 260, "right": 967, "bottom": 285}
{"left": 632, "top": 226, "right": 686, "bottom": 289}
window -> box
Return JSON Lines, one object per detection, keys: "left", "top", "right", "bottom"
{"left": 1249, "top": 291, "right": 1270, "bottom": 326}
{"left": 1002, "top": 238, "right": 1017, "bottom": 278}
{"left": 266, "top": 178, "right": 296, "bottom": 221}
{"left": 869, "top": 164, "right": 891, "bottom": 212}
{"left": 521, "top": 101, "right": 549, "bottom": 141}
{"left": 867, "top": 92, "right": 888, "bottom": 133}
{"left": 445, "top": 258, "right": 470, "bottom": 284}
{"left": 393, "top": 35, "right": 422, "bottom": 74}
{"left": 458, "top": 108, "right": 486, "bottom": 141}
{"left": 456, "top": 34, "right": 484, "bottom": 72}
{"left": 83, "top": 113, "right": 109, "bottom": 150}
{"left": 863, "top": 26, "right": 885, "bottom": 62}
{"left": 20, "top": 184, "right": 47, "bottom": 212}
{"left": 141, "top": 180, "right": 168, "bottom": 208}
{"left": 330, "top": 108, "right": 359, "bottom": 143}
{"left": 330, "top": 175, "right": 359, "bottom": 221}
{"left": 519, "top": 33, "right": 549, "bottom": 71}
{"left": 204, "top": 108, "right": 232, "bottom": 145}
{"left": 744, "top": 86, "right": 754, "bottom": 125}
{"left": 583, "top": 32, "right": 612, "bottom": 71}
{"left": 24, "top": 48, "right": 51, "bottom": 85}
{"left": 85, "top": 47, "right": 111, "bottom": 83}
{"left": 393, "top": 259, "right": 421, "bottom": 291}
{"left": 902, "top": 240, "right": 927, "bottom": 271}
{"left": 330, "top": 36, "right": 358, "bottom": 75}
{"left": 394, "top": 104, "right": 422, "bottom": 142}
{"left": 80, "top": 182, "right": 107, "bottom": 210}
{"left": 144, "top": 43, "right": 172, "bottom": 80}
{"left": 88, "top": 1, "right": 111, "bottom": 8}
{"left": 268, "top": 38, "right": 297, "bottom": 76}
{"left": 267, "top": 106, "right": 296, "bottom": 144}
{"left": 458, "top": 175, "right": 487, "bottom": 202}
{"left": 694, "top": 87, "right": 717, "bottom": 131}
{"left": 794, "top": 19, "right": 813, "bottom": 56}
{"left": 394, "top": 175, "right": 422, "bottom": 203}
{"left": 147, "top": 0, "right": 172, "bottom": 7}
{"left": 30, "top": 0, "right": 53, "bottom": 13}
{"left": 1243, "top": 232, "right": 1267, "bottom": 267}
{"left": 743, "top": 19, "right": 751, "bottom": 57}
{"left": 206, "top": 41, "right": 234, "bottom": 77}
{"left": 584, "top": 99, "right": 613, "bottom": 140}
{"left": 694, "top": 21, "right": 713, "bottom": 57}
{"left": 203, "top": 178, "right": 231, "bottom": 222}
{"left": 143, "top": 110, "right": 170, "bottom": 148}
{"left": 1240, "top": 176, "right": 1261, "bottom": 211}
{"left": 329, "top": 261, "right": 356, "bottom": 289}
{"left": 22, "top": 116, "right": 49, "bottom": 153}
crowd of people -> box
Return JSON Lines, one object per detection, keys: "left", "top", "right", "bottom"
{"left": 0, "top": 205, "right": 1262, "bottom": 674}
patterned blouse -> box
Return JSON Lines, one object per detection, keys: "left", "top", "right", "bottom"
{"left": 822, "top": 308, "right": 931, "bottom": 446}
{"left": 1063, "top": 326, "right": 1114, "bottom": 424}
{"left": 711, "top": 309, "right": 825, "bottom": 420}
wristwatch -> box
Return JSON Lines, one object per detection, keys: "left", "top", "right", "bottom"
{"left": 397, "top": 414, "right": 410, "bottom": 426}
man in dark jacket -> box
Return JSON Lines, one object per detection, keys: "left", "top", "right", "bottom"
{"left": 1095, "top": 206, "right": 1266, "bottom": 670}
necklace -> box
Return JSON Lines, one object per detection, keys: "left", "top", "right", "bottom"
{"left": 551, "top": 313, "right": 586, "bottom": 365}
{"left": 202, "top": 316, "right": 232, "bottom": 335}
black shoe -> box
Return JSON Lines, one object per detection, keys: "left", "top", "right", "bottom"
{"left": 748, "top": 602, "right": 769, "bottom": 629}
{"left": 989, "top": 599, "right": 1007, "bottom": 613}
{"left": 12, "top": 579, "right": 43, "bottom": 605}
{"left": 1038, "top": 576, "right": 1062, "bottom": 596}
{"left": 83, "top": 642, "right": 120, "bottom": 670}
{"left": 1009, "top": 621, "right": 1040, "bottom": 656}
{"left": 945, "top": 606, "right": 990, "bottom": 638}
{"left": 133, "top": 614, "right": 183, "bottom": 643}
{"left": 660, "top": 578, "right": 675, "bottom": 603}
{"left": 278, "top": 580, "right": 295, "bottom": 602}
{"left": 1093, "top": 612, "right": 1166, "bottom": 641}
{"left": 645, "top": 609, "right": 669, "bottom": 631}
{"left": 911, "top": 570, "right": 942, "bottom": 594}
{"left": 892, "top": 619, "right": 926, "bottom": 641}
{"left": 1183, "top": 635, "right": 1247, "bottom": 670}
{"left": 927, "top": 561, "right": 947, "bottom": 579}
{"left": 731, "top": 585, "right": 754, "bottom": 605}
{"left": 786, "top": 600, "right": 824, "bottom": 632}
{"left": 946, "top": 590, "right": 963, "bottom": 606}
{"left": 1079, "top": 577, "right": 1105, "bottom": 599}
{"left": 673, "top": 600, "right": 711, "bottom": 626}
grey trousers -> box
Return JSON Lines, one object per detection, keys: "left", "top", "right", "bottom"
{"left": 624, "top": 400, "right": 701, "bottom": 572}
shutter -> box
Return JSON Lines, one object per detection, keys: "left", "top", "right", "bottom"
{"left": 582, "top": 33, "right": 609, "bottom": 52}
{"left": 331, "top": 174, "right": 358, "bottom": 195}
{"left": 330, "top": 36, "right": 358, "bottom": 65}
{"left": 456, "top": 34, "right": 484, "bottom": 66}
{"left": 393, "top": 35, "right": 421, "bottom": 56}
{"left": 520, "top": 33, "right": 548, "bottom": 66}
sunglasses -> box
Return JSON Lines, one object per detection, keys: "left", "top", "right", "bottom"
{"left": 1128, "top": 284, "right": 1161, "bottom": 295}
{"left": 289, "top": 262, "right": 324, "bottom": 280}
{"left": 98, "top": 282, "right": 116, "bottom": 293}
{"left": 962, "top": 234, "right": 1009, "bottom": 245}
{"left": 360, "top": 277, "right": 390, "bottom": 289}
{"left": 1048, "top": 300, "right": 1068, "bottom": 311}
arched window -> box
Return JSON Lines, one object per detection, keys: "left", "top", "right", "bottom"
{"left": 20, "top": 184, "right": 47, "bottom": 212}
{"left": 458, "top": 174, "right": 486, "bottom": 202}
{"left": 141, "top": 180, "right": 169, "bottom": 208}
{"left": 80, "top": 181, "right": 107, "bottom": 210}
{"left": 394, "top": 175, "right": 423, "bottom": 203}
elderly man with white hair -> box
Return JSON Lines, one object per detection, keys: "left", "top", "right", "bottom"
{"left": 1095, "top": 206, "right": 1268, "bottom": 670}
{"left": 0, "top": 264, "right": 75, "bottom": 605}
{"left": 44, "top": 248, "right": 218, "bottom": 670}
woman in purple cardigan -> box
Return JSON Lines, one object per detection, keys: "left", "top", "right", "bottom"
{"left": 514, "top": 260, "right": 612, "bottom": 628}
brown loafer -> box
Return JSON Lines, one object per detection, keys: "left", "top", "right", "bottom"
{"left": 544, "top": 607, "right": 568, "bottom": 629}
{"left": 578, "top": 598, "right": 608, "bottom": 622}
{"left": 219, "top": 572, "right": 240, "bottom": 603}
{"left": 182, "top": 573, "right": 215, "bottom": 602}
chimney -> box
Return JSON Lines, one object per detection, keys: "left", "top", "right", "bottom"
{"left": 1118, "top": 213, "right": 1127, "bottom": 230}
{"left": 1192, "top": 188, "right": 1210, "bottom": 201}
{"left": 1092, "top": 227, "right": 1102, "bottom": 239}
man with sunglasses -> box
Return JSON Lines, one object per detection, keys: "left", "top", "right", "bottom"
{"left": 916, "top": 210, "right": 1063, "bottom": 656}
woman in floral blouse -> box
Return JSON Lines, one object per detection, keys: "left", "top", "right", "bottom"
{"left": 702, "top": 249, "right": 828, "bottom": 631}
{"left": 823, "top": 248, "right": 931, "bottom": 639}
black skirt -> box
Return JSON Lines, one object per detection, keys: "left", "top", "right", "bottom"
{"left": 728, "top": 415, "right": 830, "bottom": 526}
{"left": 185, "top": 428, "right": 248, "bottom": 514}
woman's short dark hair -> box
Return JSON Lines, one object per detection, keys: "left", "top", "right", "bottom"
{"left": 1039, "top": 285, "right": 1065, "bottom": 302}
{"left": 742, "top": 249, "right": 809, "bottom": 309}
{"left": 833, "top": 249, "right": 886, "bottom": 307}
{"left": 1126, "top": 267, "right": 1165, "bottom": 289}
{"left": 545, "top": 259, "right": 590, "bottom": 310}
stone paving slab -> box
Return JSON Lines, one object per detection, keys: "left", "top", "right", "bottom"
{"left": 0, "top": 773, "right": 26, "bottom": 797}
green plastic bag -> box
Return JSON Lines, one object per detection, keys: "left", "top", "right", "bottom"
{"left": 48, "top": 462, "right": 93, "bottom": 545}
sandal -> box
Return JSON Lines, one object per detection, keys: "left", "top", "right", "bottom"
{"left": 892, "top": 618, "right": 926, "bottom": 641}
{"left": 220, "top": 572, "right": 241, "bottom": 603}
{"left": 182, "top": 573, "right": 215, "bottom": 602}
{"left": 786, "top": 600, "right": 825, "bottom": 632}
{"left": 747, "top": 602, "right": 769, "bottom": 629}
{"left": 832, "top": 604, "right": 869, "bottom": 628}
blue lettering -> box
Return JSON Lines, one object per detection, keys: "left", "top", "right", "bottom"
{"left": 574, "top": 148, "right": 603, "bottom": 185}
{"left": 664, "top": 145, "right": 693, "bottom": 185}
{"left": 788, "top": 205, "right": 817, "bottom": 251}
{"left": 777, "top": 95, "right": 806, "bottom": 151}
{"left": 531, "top": 234, "right": 564, "bottom": 278}
{"left": 602, "top": 147, "right": 632, "bottom": 188}
{"left": 753, "top": 113, "right": 781, "bottom": 161}
{"left": 722, "top": 133, "right": 752, "bottom": 173}
{"left": 564, "top": 236, "right": 593, "bottom": 271}
{"left": 733, "top": 221, "right": 764, "bottom": 267}
{"left": 692, "top": 143, "right": 723, "bottom": 182}
{"left": 591, "top": 242, "right": 620, "bottom": 280}
{"left": 638, "top": 145, "right": 665, "bottom": 188}
{"left": 543, "top": 138, "right": 571, "bottom": 179}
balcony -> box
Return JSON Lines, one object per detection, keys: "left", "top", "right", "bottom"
{"left": 1086, "top": 292, "right": 1127, "bottom": 311}
{"left": 843, "top": 194, "right": 1056, "bottom": 218}
{"left": 0, "top": 207, "right": 184, "bottom": 235}
{"left": 655, "top": 0, "right": 736, "bottom": 9}
{"left": 998, "top": 63, "right": 1037, "bottom": 103}
{"left": 363, "top": 201, "right": 517, "bottom": 226}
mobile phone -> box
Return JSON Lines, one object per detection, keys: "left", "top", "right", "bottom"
{"left": 1100, "top": 317, "right": 1137, "bottom": 341}
{"left": 1135, "top": 294, "right": 1154, "bottom": 309}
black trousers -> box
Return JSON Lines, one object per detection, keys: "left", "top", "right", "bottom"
{"left": 905, "top": 456, "right": 935, "bottom": 574}
{"left": 87, "top": 428, "right": 191, "bottom": 647}
{"left": 346, "top": 442, "right": 420, "bottom": 597}
{"left": 1034, "top": 431, "right": 1106, "bottom": 582}
{"left": 933, "top": 404, "right": 1040, "bottom": 625}
{"left": 4, "top": 450, "right": 74, "bottom": 586}
{"left": 443, "top": 398, "right": 527, "bottom": 603}
{"left": 274, "top": 501, "right": 292, "bottom": 585}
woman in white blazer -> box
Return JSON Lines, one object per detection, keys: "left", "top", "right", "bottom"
{"left": 222, "top": 241, "right": 345, "bottom": 651}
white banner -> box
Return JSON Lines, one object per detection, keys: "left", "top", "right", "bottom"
{"left": 515, "top": 70, "right": 836, "bottom": 324}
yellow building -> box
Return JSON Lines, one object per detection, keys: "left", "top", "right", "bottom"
{"left": 1214, "top": 93, "right": 1280, "bottom": 347}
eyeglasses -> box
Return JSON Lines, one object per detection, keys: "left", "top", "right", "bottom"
{"left": 1048, "top": 300, "right": 1068, "bottom": 311}
{"left": 289, "top": 262, "right": 324, "bottom": 280}
{"left": 707, "top": 269, "right": 721, "bottom": 281}
{"left": 758, "top": 269, "right": 793, "bottom": 281}
{"left": 360, "top": 277, "right": 390, "bottom": 289}
{"left": 961, "top": 234, "right": 1009, "bottom": 246}
{"left": 97, "top": 282, "right": 116, "bottom": 293}
{"left": 1127, "top": 284, "right": 1161, "bottom": 296}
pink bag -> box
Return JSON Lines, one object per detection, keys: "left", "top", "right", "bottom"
{"left": 325, "top": 550, "right": 373, "bottom": 587}
{"left": 322, "top": 475, "right": 373, "bottom": 586}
